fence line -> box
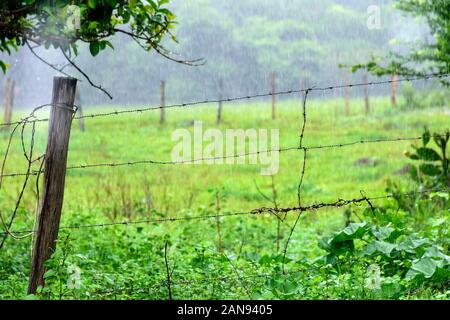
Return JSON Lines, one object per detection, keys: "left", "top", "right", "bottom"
{"left": 1, "top": 72, "right": 449, "bottom": 296}
{"left": 0, "top": 134, "right": 438, "bottom": 179}
{"left": 1, "top": 73, "right": 448, "bottom": 127}
{"left": 1, "top": 188, "right": 446, "bottom": 237}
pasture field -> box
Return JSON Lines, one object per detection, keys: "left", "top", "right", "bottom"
{"left": 0, "top": 95, "right": 449, "bottom": 299}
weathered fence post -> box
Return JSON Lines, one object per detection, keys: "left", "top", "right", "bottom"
{"left": 217, "top": 79, "right": 223, "bottom": 124}
{"left": 391, "top": 73, "right": 397, "bottom": 107}
{"left": 160, "top": 80, "right": 165, "bottom": 124}
{"left": 364, "top": 74, "right": 370, "bottom": 114}
{"left": 344, "top": 72, "right": 350, "bottom": 116}
{"left": 271, "top": 72, "right": 276, "bottom": 120}
{"left": 2, "top": 78, "right": 15, "bottom": 130}
{"left": 75, "top": 90, "right": 85, "bottom": 132}
{"left": 28, "top": 77, "right": 77, "bottom": 294}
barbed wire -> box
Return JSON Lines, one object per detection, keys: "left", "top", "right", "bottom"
{"left": 0, "top": 134, "right": 434, "bottom": 179}
{"left": 1, "top": 188, "right": 446, "bottom": 237}
{"left": 0, "top": 72, "right": 448, "bottom": 296}
{"left": 0, "top": 73, "right": 448, "bottom": 127}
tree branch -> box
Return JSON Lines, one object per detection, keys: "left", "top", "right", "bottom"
{"left": 60, "top": 48, "right": 113, "bottom": 99}
{"left": 26, "top": 40, "right": 77, "bottom": 79}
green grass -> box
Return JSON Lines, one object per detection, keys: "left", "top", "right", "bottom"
{"left": 0, "top": 96, "right": 448, "bottom": 299}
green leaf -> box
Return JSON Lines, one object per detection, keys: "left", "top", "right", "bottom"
{"left": 416, "top": 147, "right": 441, "bottom": 161}
{"left": 0, "top": 60, "right": 8, "bottom": 73}
{"left": 331, "top": 222, "right": 368, "bottom": 243}
{"left": 89, "top": 41, "right": 100, "bottom": 56}
{"left": 88, "top": 0, "right": 98, "bottom": 9}
{"left": 419, "top": 163, "right": 442, "bottom": 176}
{"left": 422, "top": 129, "right": 431, "bottom": 146}
{"left": 71, "top": 43, "right": 78, "bottom": 56}
{"left": 106, "top": 0, "right": 118, "bottom": 7}
{"left": 147, "top": 0, "right": 158, "bottom": 10}
{"left": 406, "top": 257, "right": 440, "bottom": 279}
{"left": 405, "top": 152, "right": 419, "bottom": 160}
{"left": 398, "top": 237, "right": 430, "bottom": 253}
{"left": 371, "top": 225, "right": 395, "bottom": 240}
{"left": 422, "top": 246, "right": 450, "bottom": 263}
{"left": 363, "top": 241, "right": 398, "bottom": 257}
{"left": 103, "top": 40, "right": 114, "bottom": 49}
{"left": 43, "top": 269, "right": 57, "bottom": 279}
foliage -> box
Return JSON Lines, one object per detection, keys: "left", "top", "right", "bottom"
{"left": 0, "top": 0, "right": 175, "bottom": 58}
{"left": 352, "top": 0, "right": 450, "bottom": 78}
{"left": 319, "top": 215, "right": 449, "bottom": 288}
{"left": 315, "top": 128, "right": 450, "bottom": 297}
{"left": 405, "top": 128, "right": 450, "bottom": 188}
{"left": 0, "top": 0, "right": 178, "bottom": 96}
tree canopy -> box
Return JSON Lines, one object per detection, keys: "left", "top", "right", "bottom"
{"left": 0, "top": 0, "right": 198, "bottom": 97}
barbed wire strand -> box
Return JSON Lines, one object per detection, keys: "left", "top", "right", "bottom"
{"left": 1, "top": 188, "right": 447, "bottom": 237}
{"left": 0, "top": 134, "right": 439, "bottom": 179}
{"left": 1, "top": 73, "right": 448, "bottom": 127}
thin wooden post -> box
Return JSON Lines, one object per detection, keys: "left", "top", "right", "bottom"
{"left": 28, "top": 77, "right": 77, "bottom": 294}
{"left": 217, "top": 79, "right": 223, "bottom": 124}
{"left": 344, "top": 72, "right": 350, "bottom": 116}
{"left": 215, "top": 191, "right": 222, "bottom": 253}
{"left": 75, "top": 90, "right": 85, "bottom": 132}
{"left": 160, "top": 80, "right": 165, "bottom": 124}
{"left": 391, "top": 73, "right": 397, "bottom": 107}
{"left": 2, "top": 78, "right": 15, "bottom": 130}
{"left": 271, "top": 72, "right": 276, "bottom": 120}
{"left": 364, "top": 74, "right": 370, "bottom": 114}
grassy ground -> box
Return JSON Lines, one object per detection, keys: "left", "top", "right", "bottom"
{"left": 0, "top": 95, "right": 448, "bottom": 299}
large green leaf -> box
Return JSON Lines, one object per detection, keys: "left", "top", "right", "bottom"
{"left": 405, "top": 257, "right": 447, "bottom": 279}
{"left": 370, "top": 225, "right": 395, "bottom": 240}
{"left": 363, "top": 241, "right": 398, "bottom": 257}
{"left": 331, "top": 222, "right": 368, "bottom": 243}
{"left": 419, "top": 163, "right": 442, "bottom": 176}
{"left": 422, "top": 246, "right": 450, "bottom": 263}
{"left": 398, "top": 237, "right": 430, "bottom": 254}
{"left": 416, "top": 147, "right": 442, "bottom": 161}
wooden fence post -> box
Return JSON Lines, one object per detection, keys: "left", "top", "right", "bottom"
{"left": 271, "top": 72, "right": 276, "bottom": 120}
{"left": 364, "top": 74, "right": 370, "bottom": 114}
{"left": 2, "top": 78, "right": 15, "bottom": 130}
{"left": 160, "top": 80, "right": 165, "bottom": 124}
{"left": 75, "top": 90, "right": 85, "bottom": 132}
{"left": 344, "top": 72, "right": 350, "bottom": 116}
{"left": 28, "top": 77, "right": 77, "bottom": 294}
{"left": 391, "top": 73, "right": 397, "bottom": 107}
{"left": 217, "top": 79, "right": 223, "bottom": 124}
